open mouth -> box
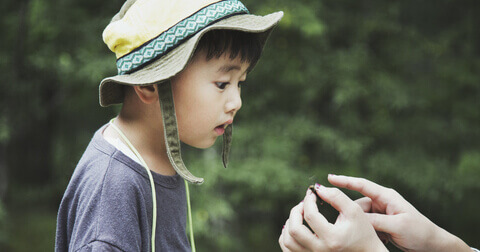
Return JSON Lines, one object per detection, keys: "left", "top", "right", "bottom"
{"left": 214, "top": 121, "right": 231, "bottom": 135}
{"left": 214, "top": 125, "right": 226, "bottom": 135}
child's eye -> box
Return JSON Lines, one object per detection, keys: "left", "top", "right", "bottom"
{"left": 215, "top": 82, "right": 229, "bottom": 90}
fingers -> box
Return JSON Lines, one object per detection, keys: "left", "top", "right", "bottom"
{"left": 278, "top": 232, "right": 291, "bottom": 252}
{"left": 280, "top": 219, "right": 309, "bottom": 252}
{"left": 283, "top": 202, "right": 317, "bottom": 251}
{"left": 365, "top": 212, "right": 397, "bottom": 234}
{"left": 328, "top": 174, "right": 387, "bottom": 201}
{"left": 314, "top": 184, "right": 362, "bottom": 217}
{"left": 303, "top": 189, "right": 332, "bottom": 235}
{"left": 355, "top": 197, "right": 372, "bottom": 213}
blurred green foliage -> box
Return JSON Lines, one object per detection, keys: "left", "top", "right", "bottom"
{"left": 5, "top": 210, "right": 56, "bottom": 252}
{"left": 0, "top": 202, "right": 6, "bottom": 249}
{"left": 0, "top": 0, "right": 479, "bottom": 251}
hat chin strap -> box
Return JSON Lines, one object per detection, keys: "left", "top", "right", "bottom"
{"left": 158, "top": 81, "right": 204, "bottom": 184}
{"left": 158, "top": 81, "right": 234, "bottom": 184}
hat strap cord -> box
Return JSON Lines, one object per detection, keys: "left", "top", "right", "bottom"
{"left": 157, "top": 81, "right": 204, "bottom": 184}
{"left": 108, "top": 119, "right": 158, "bottom": 251}
{"left": 108, "top": 119, "right": 196, "bottom": 252}
{"left": 158, "top": 81, "right": 199, "bottom": 251}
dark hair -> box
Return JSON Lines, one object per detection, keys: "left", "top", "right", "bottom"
{"left": 194, "top": 29, "right": 264, "bottom": 67}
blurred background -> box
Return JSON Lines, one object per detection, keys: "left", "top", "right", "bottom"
{"left": 1, "top": 0, "right": 479, "bottom": 251}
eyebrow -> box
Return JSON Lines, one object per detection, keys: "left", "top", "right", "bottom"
{"left": 218, "top": 64, "right": 247, "bottom": 75}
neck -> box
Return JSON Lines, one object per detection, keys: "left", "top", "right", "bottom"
{"left": 105, "top": 112, "right": 176, "bottom": 176}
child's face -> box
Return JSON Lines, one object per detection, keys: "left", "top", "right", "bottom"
{"left": 171, "top": 50, "right": 249, "bottom": 149}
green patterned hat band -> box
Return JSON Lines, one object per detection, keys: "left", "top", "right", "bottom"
{"left": 116, "top": 0, "right": 249, "bottom": 75}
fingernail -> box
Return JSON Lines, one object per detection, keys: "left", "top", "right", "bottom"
{"left": 315, "top": 183, "right": 322, "bottom": 190}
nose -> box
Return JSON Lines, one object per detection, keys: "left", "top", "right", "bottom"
{"left": 225, "top": 87, "right": 242, "bottom": 114}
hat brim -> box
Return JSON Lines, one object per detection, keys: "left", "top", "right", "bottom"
{"left": 99, "top": 11, "right": 284, "bottom": 107}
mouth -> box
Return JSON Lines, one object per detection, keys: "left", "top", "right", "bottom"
{"left": 214, "top": 119, "right": 233, "bottom": 135}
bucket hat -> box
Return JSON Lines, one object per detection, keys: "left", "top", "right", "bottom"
{"left": 100, "top": 0, "right": 283, "bottom": 184}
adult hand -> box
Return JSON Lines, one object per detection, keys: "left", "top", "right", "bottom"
{"left": 328, "top": 174, "right": 472, "bottom": 252}
{"left": 279, "top": 184, "right": 387, "bottom": 252}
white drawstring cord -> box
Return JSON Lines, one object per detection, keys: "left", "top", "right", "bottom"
{"left": 108, "top": 119, "right": 196, "bottom": 252}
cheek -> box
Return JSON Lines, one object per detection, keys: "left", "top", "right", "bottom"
{"left": 175, "top": 103, "right": 218, "bottom": 149}
{"left": 173, "top": 87, "right": 215, "bottom": 134}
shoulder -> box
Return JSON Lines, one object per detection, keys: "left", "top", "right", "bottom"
{"left": 67, "top": 137, "right": 152, "bottom": 210}
{"left": 63, "top": 124, "right": 154, "bottom": 206}
{"left": 57, "top": 127, "right": 153, "bottom": 252}
{"left": 70, "top": 126, "right": 152, "bottom": 198}
{"left": 66, "top": 147, "right": 148, "bottom": 202}
{"left": 57, "top": 154, "right": 150, "bottom": 252}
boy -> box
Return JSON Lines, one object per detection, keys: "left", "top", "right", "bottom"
{"left": 55, "top": 0, "right": 282, "bottom": 251}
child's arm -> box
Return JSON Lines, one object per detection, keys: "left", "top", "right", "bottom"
{"left": 328, "top": 174, "right": 474, "bottom": 252}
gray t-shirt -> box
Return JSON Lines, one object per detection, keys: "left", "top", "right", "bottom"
{"left": 55, "top": 125, "right": 191, "bottom": 251}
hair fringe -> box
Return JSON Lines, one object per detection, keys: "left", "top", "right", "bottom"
{"left": 194, "top": 30, "right": 263, "bottom": 66}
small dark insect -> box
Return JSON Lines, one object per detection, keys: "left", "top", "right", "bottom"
{"left": 308, "top": 185, "right": 324, "bottom": 205}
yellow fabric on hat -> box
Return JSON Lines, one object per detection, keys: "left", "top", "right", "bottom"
{"left": 103, "top": 0, "right": 222, "bottom": 58}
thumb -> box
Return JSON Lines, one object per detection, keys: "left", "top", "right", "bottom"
{"left": 365, "top": 213, "right": 398, "bottom": 234}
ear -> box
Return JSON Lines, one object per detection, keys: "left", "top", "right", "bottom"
{"left": 133, "top": 85, "right": 158, "bottom": 104}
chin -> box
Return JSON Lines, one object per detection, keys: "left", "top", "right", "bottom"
{"left": 182, "top": 138, "right": 217, "bottom": 149}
